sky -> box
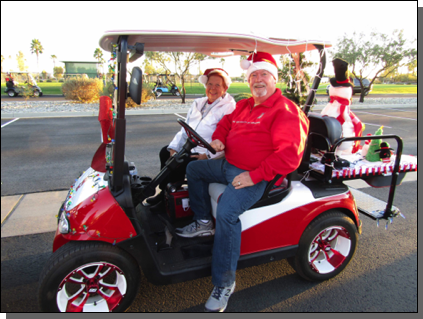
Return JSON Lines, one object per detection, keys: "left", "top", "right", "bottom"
{"left": 1, "top": 1, "right": 418, "bottom": 77}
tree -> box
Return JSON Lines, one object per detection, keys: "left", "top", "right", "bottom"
{"left": 16, "top": 51, "right": 28, "bottom": 71}
{"left": 145, "top": 51, "right": 212, "bottom": 103}
{"left": 333, "top": 30, "right": 417, "bottom": 102}
{"left": 279, "top": 52, "right": 315, "bottom": 107}
{"left": 51, "top": 55, "right": 57, "bottom": 70}
{"left": 220, "top": 58, "right": 225, "bottom": 68}
{"left": 1, "top": 55, "right": 4, "bottom": 73}
{"left": 53, "top": 66, "right": 64, "bottom": 79}
{"left": 93, "top": 48, "right": 105, "bottom": 75}
{"left": 407, "top": 59, "right": 417, "bottom": 77}
{"left": 30, "top": 39, "right": 44, "bottom": 81}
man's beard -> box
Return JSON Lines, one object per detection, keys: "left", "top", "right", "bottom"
{"left": 252, "top": 83, "right": 267, "bottom": 97}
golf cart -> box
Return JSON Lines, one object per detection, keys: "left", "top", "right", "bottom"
{"left": 38, "top": 30, "right": 417, "bottom": 312}
{"left": 4, "top": 71, "right": 43, "bottom": 97}
{"left": 152, "top": 73, "right": 180, "bottom": 97}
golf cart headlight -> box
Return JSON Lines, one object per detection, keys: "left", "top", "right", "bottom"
{"left": 58, "top": 213, "right": 70, "bottom": 234}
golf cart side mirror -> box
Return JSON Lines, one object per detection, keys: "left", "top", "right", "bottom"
{"left": 129, "top": 67, "right": 143, "bottom": 104}
{"left": 128, "top": 42, "right": 144, "bottom": 63}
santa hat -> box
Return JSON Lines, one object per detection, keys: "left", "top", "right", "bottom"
{"left": 240, "top": 52, "right": 278, "bottom": 81}
{"left": 330, "top": 58, "right": 353, "bottom": 88}
{"left": 198, "top": 68, "right": 231, "bottom": 89}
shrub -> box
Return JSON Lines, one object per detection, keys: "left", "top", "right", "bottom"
{"left": 99, "top": 83, "right": 155, "bottom": 108}
{"left": 61, "top": 77, "right": 103, "bottom": 103}
{"left": 233, "top": 93, "right": 252, "bottom": 102}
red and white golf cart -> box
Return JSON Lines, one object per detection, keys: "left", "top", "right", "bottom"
{"left": 38, "top": 30, "right": 417, "bottom": 312}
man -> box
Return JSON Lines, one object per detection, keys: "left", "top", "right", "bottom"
{"left": 176, "top": 52, "right": 309, "bottom": 312}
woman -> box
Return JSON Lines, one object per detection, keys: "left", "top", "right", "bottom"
{"left": 146, "top": 68, "right": 236, "bottom": 211}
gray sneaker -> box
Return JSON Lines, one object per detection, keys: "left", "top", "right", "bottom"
{"left": 175, "top": 220, "right": 215, "bottom": 238}
{"left": 204, "top": 282, "right": 236, "bottom": 312}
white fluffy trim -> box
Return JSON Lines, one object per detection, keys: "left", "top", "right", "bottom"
{"left": 245, "top": 62, "right": 278, "bottom": 81}
{"left": 198, "top": 73, "right": 231, "bottom": 89}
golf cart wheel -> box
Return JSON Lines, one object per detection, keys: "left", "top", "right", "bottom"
{"left": 290, "top": 211, "right": 358, "bottom": 282}
{"left": 7, "top": 90, "right": 16, "bottom": 97}
{"left": 33, "top": 90, "right": 41, "bottom": 97}
{"left": 175, "top": 91, "right": 180, "bottom": 96}
{"left": 38, "top": 241, "right": 140, "bottom": 312}
{"left": 155, "top": 89, "right": 162, "bottom": 98}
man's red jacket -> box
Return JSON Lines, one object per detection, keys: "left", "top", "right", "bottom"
{"left": 212, "top": 89, "right": 309, "bottom": 184}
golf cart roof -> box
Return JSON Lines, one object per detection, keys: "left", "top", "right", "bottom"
{"left": 99, "top": 30, "right": 331, "bottom": 58}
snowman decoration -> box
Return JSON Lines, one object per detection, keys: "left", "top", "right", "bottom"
{"left": 321, "top": 58, "right": 364, "bottom": 156}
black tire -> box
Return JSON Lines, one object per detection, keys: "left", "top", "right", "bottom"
{"left": 7, "top": 90, "right": 16, "bottom": 97}
{"left": 38, "top": 241, "right": 140, "bottom": 312}
{"left": 291, "top": 211, "right": 358, "bottom": 282}
{"left": 156, "top": 89, "right": 162, "bottom": 98}
{"left": 33, "top": 90, "right": 40, "bottom": 97}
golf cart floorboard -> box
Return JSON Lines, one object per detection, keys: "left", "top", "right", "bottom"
{"left": 135, "top": 203, "right": 215, "bottom": 277}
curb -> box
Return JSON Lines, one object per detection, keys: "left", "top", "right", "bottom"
{"left": 0, "top": 104, "right": 417, "bottom": 119}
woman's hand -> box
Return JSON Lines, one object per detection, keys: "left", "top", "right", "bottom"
{"left": 191, "top": 153, "right": 208, "bottom": 160}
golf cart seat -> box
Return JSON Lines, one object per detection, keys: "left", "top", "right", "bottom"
{"left": 209, "top": 173, "right": 292, "bottom": 220}
{"left": 6, "top": 79, "right": 14, "bottom": 88}
{"left": 298, "top": 112, "right": 342, "bottom": 174}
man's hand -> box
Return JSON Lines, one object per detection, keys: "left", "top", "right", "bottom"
{"left": 169, "top": 149, "right": 177, "bottom": 157}
{"left": 210, "top": 139, "right": 225, "bottom": 152}
{"left": 232, "top": 172, "right": 254, "bottom": 189}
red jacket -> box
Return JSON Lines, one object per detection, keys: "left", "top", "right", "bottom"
{"left": 212, "top": 89, "right": 309, "bottom": 184}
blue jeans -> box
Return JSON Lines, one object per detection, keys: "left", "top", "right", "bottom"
{"left": 186, "top": 158, "right": 268, "bottom": 287}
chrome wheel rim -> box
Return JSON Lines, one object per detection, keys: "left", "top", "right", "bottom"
{"left": 308, "top": 226, "right": 351, "bottom": 274}
{"left": 56, "top": 262, "right": 127, "bottom": 312}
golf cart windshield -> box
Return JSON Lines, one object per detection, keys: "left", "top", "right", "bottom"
{"left": 28, "top": 74, "right": 37, "bottom": 86}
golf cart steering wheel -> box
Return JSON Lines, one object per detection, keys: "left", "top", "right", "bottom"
{"left": 177, "top": 118, "right": 216, "bottom": 155}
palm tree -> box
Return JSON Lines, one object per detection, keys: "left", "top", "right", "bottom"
{"left": 51, "top": 55, "right": 57, "bottom": 69}
{"left": 30, "top": 39, "right": 44, "bottom": 81}
{"left": 93, "top": 48, "right": 105, "bottom": 76}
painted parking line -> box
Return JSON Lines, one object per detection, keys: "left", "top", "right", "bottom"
{"left": 354, "top": 111, "right": 417, "bottom": 121}
{"left": 1, "top": 118, "right": 19, "bottom": 128}
{"left": 363, "top": 122, "right": 392, "bottom": 128}
{"left": 174, "top": 113, "right": 187, "bottom": 120}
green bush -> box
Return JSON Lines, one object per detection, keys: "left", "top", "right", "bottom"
{"left": 233, "top": 93, "right": 252, "bottom": 102}
{"left": 61, "top": 77, "right": 103, "bottom": 103}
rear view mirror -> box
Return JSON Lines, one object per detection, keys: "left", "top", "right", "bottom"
{"left": 129, "top": 67, "right": 143, "bottom": 104}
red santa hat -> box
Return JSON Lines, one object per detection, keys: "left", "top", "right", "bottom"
{"left": 198, "top": 68, "right": 231, "bottom": 89}
{"left": 240, "top": 52, "right": 278, "bottom": 81}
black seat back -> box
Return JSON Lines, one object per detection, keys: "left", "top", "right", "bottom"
{"left": 298, "top": 112, "right": 342, "bottom": 173}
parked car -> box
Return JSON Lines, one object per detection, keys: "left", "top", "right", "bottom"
{"left": 326, "top": 78, "right": 373, "bottom": 95}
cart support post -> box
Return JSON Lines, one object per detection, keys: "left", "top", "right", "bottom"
{"left": 303, "top": 44, "right": 326, "bottom": 116}
{"left": 330, "top": 135, "right": 403, "bottom": 220}
{"left": 111, "top": 36, "right": 128, "bottom": 193}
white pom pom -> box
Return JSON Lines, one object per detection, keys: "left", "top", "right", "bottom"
{"left": 240, "top": 59, "right": 251, "bottom": 70}
{"left": 198, "top": 75, "right": 208, "bottom": 84}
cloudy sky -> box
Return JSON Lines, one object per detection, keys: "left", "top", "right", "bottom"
{"left": 1, "top": 1, "right": 417, "bottom": 76}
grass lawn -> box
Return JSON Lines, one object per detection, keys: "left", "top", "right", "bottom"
{"left": 177, "top": 82, "right": 330, "bottom": 95}
{"left": 1, "top": 82, "right": 64, "bottom": 95}
{"left": 1, "top": 82, "right": 416, "bottom": 96}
